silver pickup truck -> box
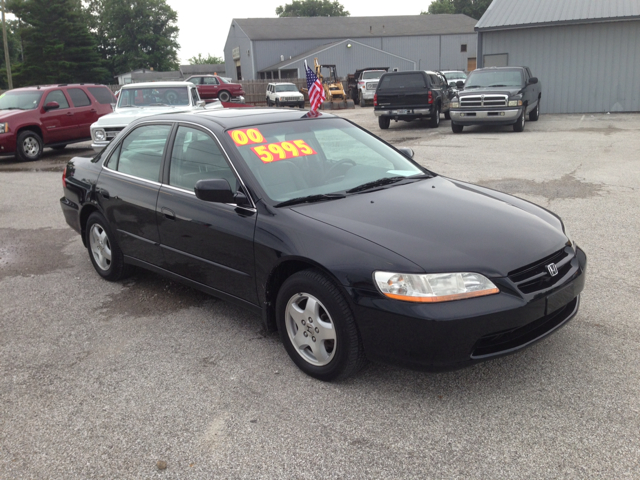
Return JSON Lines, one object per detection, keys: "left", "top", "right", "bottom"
{"left": 449, "top": 66, "right": 541, "bottom": 133}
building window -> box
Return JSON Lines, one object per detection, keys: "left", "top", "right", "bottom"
{"left": 461, "top": 44, "right": 467, "bottom": 52}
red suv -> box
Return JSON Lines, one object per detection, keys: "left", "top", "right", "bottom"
{"left": 184, "top": 75, "right": 245, "bottom": 103}
{"left": 0, "top": 84, "right": 116, "bottom": 161}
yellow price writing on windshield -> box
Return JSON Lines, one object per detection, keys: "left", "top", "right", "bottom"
{"left": 228, "top": 128, "right": 266, "bottom": 146}
{"left": 251, "top": 140, "right": 317, "bottom": 163}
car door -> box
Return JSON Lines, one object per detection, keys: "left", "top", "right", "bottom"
{"left": 96, "top": 123, "right": 173, "bottom": 266}
{"left": 66, "top": 87, "right": 96, "bottom": 138}
{"left": 156, "top": 124, "right": 258, "bottom": 304}
{"left": 40, "top": 89, "right": 76, "bottom": 143}
{"left": 200, "top": 76, "right": 220, "bottom": 100}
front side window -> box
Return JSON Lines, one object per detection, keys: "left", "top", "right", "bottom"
{"left": 227, "top": 118, "right": 423, "bottom": 202}
{"left": 169, "top": 126, "right": 236, "bottom": 192}
{"left": 109, "top": 124, "right": 172, "bottom": 182}
{"left": 44, "top": 90, "right": 70, "bottom": 109}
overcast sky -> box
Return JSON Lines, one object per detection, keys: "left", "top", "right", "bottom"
{"left": 165, "top": 0, "right": 434, "bottom": 64}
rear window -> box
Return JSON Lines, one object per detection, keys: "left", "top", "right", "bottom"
{"left": 88, "top": 86, "right": 116, "bottom": 105}
{"left": 67, "top": 88, "right": 91, "bottom": 107}
{"left": 378, "top": 73, "right": 426, "bottom": 90}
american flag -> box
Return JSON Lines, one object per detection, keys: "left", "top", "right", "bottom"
{"left": 305, "top": 61, "right": 326, "bottom": 112}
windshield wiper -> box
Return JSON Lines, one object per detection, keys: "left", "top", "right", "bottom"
{"left": 2, "top": 107, "right": 23, "bottom": 110}
{"left": 275, "top": 193, "right": 346, "bottom": 208}
{"left": 147, "top": 103, "right": 169, "bottom": 106}
{"left": 487, "top": 84, "right": 509, "bottom": 87}
{"left": 346, "top": 176, "right": 407, "bottom": 193}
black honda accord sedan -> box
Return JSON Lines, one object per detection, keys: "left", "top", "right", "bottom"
{"left": 60, "top": 108, "right": 586, "bottom": 380}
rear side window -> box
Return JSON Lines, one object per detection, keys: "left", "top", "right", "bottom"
{"left": 67, "top": 88, "right": 91, "bottom": 107}
{"left": 88, "top": 87, "right": 116, "bottom": 105}
{"left": 379, "top": 73, "right": 426, "bottom": 89}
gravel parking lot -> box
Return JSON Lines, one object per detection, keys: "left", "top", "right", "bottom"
{"left": 1, "top": 109, "right": 639, "bottom": 478}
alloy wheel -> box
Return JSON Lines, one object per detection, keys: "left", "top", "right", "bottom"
{"left": 89, "top": 223, "right": 112, "bottom": 271}
{"left": 22, "top": 137, "right": 40, "bottom": 159}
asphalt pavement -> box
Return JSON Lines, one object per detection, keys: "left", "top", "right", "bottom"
{"left": 1, "top": 110, "right": 639, "bottom": 478}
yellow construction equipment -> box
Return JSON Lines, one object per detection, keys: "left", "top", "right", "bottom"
{"left": 301, "top": 58, "right": 355, "bottom": 110}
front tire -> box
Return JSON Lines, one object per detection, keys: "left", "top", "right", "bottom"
{"left": 276, "top": 270, "right": 366, "bottom": 381}
{"left": 429, "top": 104, "right": 440, "bottom": 128}
{"left": 378, "top": 116, "right": 390, "bottom": 130}
{"left": 85, "top": 212, "right": 132, "bottom": 281}
{"left": 514, "top": 108, "right": 526, "bottom": 132}
{"left": 16, "top": 130, "right": 43, "bottom": 161}
{"left": 218, "top": 90, "right": 231, "bottom": 102}
{"left": 451, "top": 123, "right": 463, "bottom": 133}
{"left": 529, "top": 100, "right": 540, "bottom": 121}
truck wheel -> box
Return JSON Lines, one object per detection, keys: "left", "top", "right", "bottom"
{"left": 275, "top": 99, "right": 280, "bottom": 107}
{"left": 16, "top": 130, "right": 43, "bottom": 161}
{"left": 514, "top": 109, "right": 526, "bottom": 132}
{"left": 429, "top": 105, "right": 440, "bottom": 128}
{"left": 378, "top": 116, "right": 390, "bottom": 130}
{"left": 444, "top": 110, "right": 451, "bottom": 120}
{"left": 266, "top": 97, "right": 271, "bottom": 106}
{"left": 218, "top": 90, "right": 231, "bottom": 102}
{"left": 451, "top": 123, "right": 463, "bottom": 133}
{"left": 529, "top": 100, "right": 540, "bottom": 121}
{"left": 359, "top": 92, "right": 365, "bottom": 107}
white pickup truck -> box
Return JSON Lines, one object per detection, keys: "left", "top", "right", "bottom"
{"left": 347, "top": 68, "right": 389, "bottom": 107}
{"left": 90, "top": 81, "right": 222, "bottom": 151}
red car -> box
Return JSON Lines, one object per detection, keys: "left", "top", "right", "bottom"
{"left": 0, "top": 84, "right": 116, "bottom": 161}
{"left": 185, "top": 75, "right": 245, "bottom": 103}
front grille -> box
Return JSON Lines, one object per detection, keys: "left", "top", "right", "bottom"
{"left": 460, "top": 94, "right": 508, "bottom": 107}
{"left": 471, "top": 297, "right": 578, "bottom": 358}
{"left": 280, "top": 96, "right": 299, "bottom": 102}
{"left": 366, "top": 83, "right": 377, "bottom": 90}
{"left": 104, "top": 127, "right": 123, "bottom": 140}
{"left": 508, "top": 247, "right": 573, "bottom": 294}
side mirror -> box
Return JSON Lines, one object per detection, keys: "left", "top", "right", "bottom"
{"left": 196, "top": 100, "right": 206, "bottom": 108}
{"left": 528, "top": 77, "right": 538, "bottom": 85}
{"left": 194, "top": 178, "right": 234, "bottom": 203}
{"left": 44, "top": 101, "right": 60, "bottom": 111}
{"left": 456, "top": 80, "right": 464, "bottom": 89}
{"left": 397, "top": 147, "right": 414, "bottom": 159}
{"left": 234, "top": 191, "right": 252, "bottom": 208}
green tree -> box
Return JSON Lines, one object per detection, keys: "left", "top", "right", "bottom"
{"left": 87, "top": 0, "right": 180, "bottom": 78}
{"left": 188, "top": 53, "right": 224, "bottom": 65}
{"left": 422, "top": 0, "right": 492, "bottom": 20}
{"left": 8, "top": 0, "right": 108, "bottom": 86}
{"left": 276, "top": 0, "right": 349, "bottom": 17}
{"left": 0, "top": 20, "right": 23, "bottom": 89}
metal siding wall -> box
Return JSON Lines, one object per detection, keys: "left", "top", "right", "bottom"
{"left": 254, "top": 39, "right": 345, "bottom": 72}
{"left": 224, "top": 24, "right": 253, "bottom": 81}
{"left": 482, "top": 21, "right": 640, "bottom": 113}
{"left": 381, "top": 36, "right": 440, "bottom": 70}
{"left": 440, "top": 34, "right": 478, "bottom": 71}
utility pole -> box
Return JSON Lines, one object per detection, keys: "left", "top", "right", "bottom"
{"left": 1, "top": 0, "right": 13, "bottom": 90}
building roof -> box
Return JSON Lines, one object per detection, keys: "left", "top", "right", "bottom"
{"left": 130, "top": 71, "right": 183, "bottom": 82}
{"left": 179, "top": 64, "right": 226, "bottom": 75}
{"left": 476, "top": 0, "right": 640, "bottom": 31}
{"left": 234, "top": 14, "right": 477, "bottom": 40}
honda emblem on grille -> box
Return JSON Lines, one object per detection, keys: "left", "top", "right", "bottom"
{"left": 547, "top": 263, "right": 559, "bottom": 277}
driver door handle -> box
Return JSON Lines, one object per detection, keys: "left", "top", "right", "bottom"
{"left": 161, "top": 207, "right": 176, "bottom": 220}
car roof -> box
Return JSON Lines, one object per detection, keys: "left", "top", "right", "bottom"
{"left": 9, "top": 84, "right": 107, "bottom": 92}
{"left": 139, "top": 107, "right": 336, "bottom": 130}
{"left": 269, "top": 82, "right": 296, "bottom": 85}
{"left": 121, "top": 81, "right": 195, "bottom": 89}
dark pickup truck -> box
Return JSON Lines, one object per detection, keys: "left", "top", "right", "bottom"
{"left": 374, "top": 70, "right": 451, "bottom": 130}
{"left": 450, "top": 66, "right": 541, "bottom": 133}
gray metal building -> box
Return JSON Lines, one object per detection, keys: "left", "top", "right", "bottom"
{"left": 476, "top": 0, "right": 640, "bottom": 113}
{"left": 224, "top": 15, "right": 477, "bottom": 81}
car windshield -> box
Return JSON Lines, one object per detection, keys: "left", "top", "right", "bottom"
{"left": 227, "top": 117, "right": 426, "bottom": 203}
{"left": 276, "top": 85, "right": 298, "bottom": 92}
{"left": 0, "top": 91, "right": 43, "bottom": 110}
{"left": 117, "top": 86, "right": 190, "bottom": 107}
{"left": 444, "top": 72, "right": 467, "bottom": 81}
{"left": 465, "top": 70, "right": 523, "bottom": 88}
{"left": 362, "top": 71, "right": 384, "bottom": 80}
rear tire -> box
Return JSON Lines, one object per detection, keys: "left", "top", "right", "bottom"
{"left": 276, "top": 269, "right": 366, "bottom": 381}
{"left": 451, "top": 123, "right": 463, "bottom": 133}
{"left": 266, "top": 97, "right": 271, "bottom": 106}
{"left": 218, "top": 90, "right": 231, "bottom": 102}
{"left": 378, "top": 116, "right": 390, "bottom": 130}
{"left": 275, "top": 98, "right": 280, "bottom": 107}
{"left": 85, "top": 212, "right": 132, "bottom": 282}
{"left": 359, "top": 92, "right": 365, "bottom": 107}
{"left": 429, "top": 105, "right": 440, "bottom": 128}
{"left": 16, "top": 130, "right": 43, "bottom": 161}
{"left": 529, "top": 100, "right": 540, "bottom": 121}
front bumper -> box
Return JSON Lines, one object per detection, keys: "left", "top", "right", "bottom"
{"left": 349, "top": 246, "right": 587, "bottom": 371}
{"left": 0, "top": 133, "right": 17, "bottom": 155}
{"left": 450, "top": 107, "right": 521, "bottom": 126}
{"left": 91, "top": 140, "right": 110, "bottom": 152}
{"left": 275, "top": 98, "right": 305, "bottom": 107}
{"left": 230, "top": 95, "right": 246, "bottom": 104}
{"left": 360, "top": 89, "right": 376, "bottom": 100}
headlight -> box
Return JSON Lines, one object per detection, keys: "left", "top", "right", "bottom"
{"left": 562, "top": 223, "right": 575, "bottom": 247}
{"left": 0, "top": 123, "right": 8, "bottom": 134}
{"left": 450, "top": 102, "right": 459, "bottom": 108}
{"left": 94, "top": 129, "right": 106, "bottom": 141}
{"left": 508, "top": 100, "right": 523, "bottom": 106}
{"left": 374, "top": 271, "right": 499, "bottom": 303}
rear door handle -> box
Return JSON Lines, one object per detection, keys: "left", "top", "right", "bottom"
{"left": 66, "top": 112, "right": 74, "bottom": 115}
{"left": 161, "top": 207, "right": 175, "bottom": 220}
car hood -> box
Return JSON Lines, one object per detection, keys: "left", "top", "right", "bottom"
{"left": 0, "top": 109, "right": 32, "bottom": 120}
{"left": 292, "top": 176, "right": 568, "bottom": 277}
{"left": 458, "top": 87, "right": 522, "bottom": 97}
{"left": 93, "top": 106, "right": 195, "bottom": 127}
